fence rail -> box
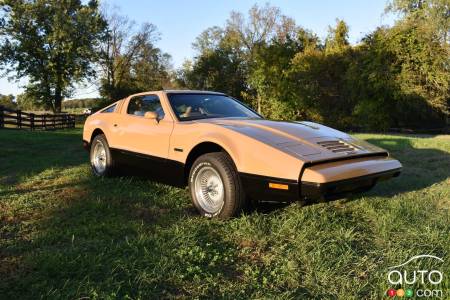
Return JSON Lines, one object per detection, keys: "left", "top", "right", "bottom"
{"left": 0, "top": 106, "right": 76, "bottom": 130}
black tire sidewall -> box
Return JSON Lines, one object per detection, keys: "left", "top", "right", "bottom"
{"left": 189, "top": 152, "right": 242, "bottom": 219}
{"left": 90, "top": 134, "right": 114, "bottom": 177}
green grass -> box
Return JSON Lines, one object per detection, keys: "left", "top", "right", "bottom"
{"left": 0, "top": 129, "right": 449, "bottom": 299}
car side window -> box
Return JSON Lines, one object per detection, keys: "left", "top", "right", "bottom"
{"left": 127, "top": 95, "right": 165, "bottom": 119}
{"left": 101, "top": 104, "right": 116, "bottom": 113}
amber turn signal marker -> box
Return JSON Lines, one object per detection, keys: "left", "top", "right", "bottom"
{"left": 268, "top": 183, "right": 289, "bottom": 190}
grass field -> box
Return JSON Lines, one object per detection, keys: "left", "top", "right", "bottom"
{"left": 0, "top": 128, "right": 449, "bottom": 299}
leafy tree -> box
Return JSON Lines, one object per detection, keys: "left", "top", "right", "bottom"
{"left": 179, "top": 4, "right": 301, "bottom": 113}
{"left": 0, "top": 93, "right": 15, "bottom": 109}
{"left": 249, "top": 28, "right": 319, "bottom": 120}
{"left": 62, "top": 98, "right": 100, "bottom": 110}
{"left": 227, "top": 4, "right": 298, "bottom": 113}
{"left": 180, "top": 2, "right": 448, "bottom": 130}
{"left": 386, "top": 0, "right": 449, "bottom": 43}
{"left": 16, "top": 92, "right": 41, "bottom": 111}
{"left": 99, "top": 10, "right": 172, "bottom": 102}
{"left": 177, "top": 26, "right": 247, "bottom": 98}
{"left": 386, "top": 0, "right": 449, "bottom": 115}
{"left": 0, "top": 0, "right": 107, "bottom": 112}
{"left": 346, "top": 0, "right": 449, "bottom": 130}
{"left": 325, "top": 19, "right": 350, "bottom": 52}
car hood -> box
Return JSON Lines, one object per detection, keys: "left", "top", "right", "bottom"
{"left": 195, "top": 118, "right": 387, "bottom": 162}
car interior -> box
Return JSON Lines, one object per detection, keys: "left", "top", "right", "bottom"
{"left": 127, "top": 95, "right": 165, "bottom": 119}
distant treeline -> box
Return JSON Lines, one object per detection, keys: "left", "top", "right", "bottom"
{"left": 1, "top": 0, "right": 448, "bottom": 131}
{"left": 62, "top": 98, "right": 101, "bottom": 110}
{"left": 0, "top": 94, "right": 102, "bottom": 112}
{"left": 175, "top": 1, "right": 449, "bottom": 131}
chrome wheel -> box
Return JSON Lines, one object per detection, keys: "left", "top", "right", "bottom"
{"left": 194, "top": 166, "right": 224, "bottom": 214}
{"left": 91, "top": 140, "right": 107, "bottom": 174}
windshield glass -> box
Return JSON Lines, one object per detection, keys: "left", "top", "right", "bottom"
{"left": 167, "top": 93, "right": 261, "bottom": 121}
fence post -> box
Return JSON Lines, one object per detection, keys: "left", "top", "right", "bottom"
{"left": 52, "top": 114, "right": 55, "bottom": 129}
{"left": 43, "top": 114, "right": 46, "bottom": 130}
{"left": 30, "top": 113, "right": 35, "bottom": 131}
{"left": 17, "top": 110, "right": 22, "bottom": 129}
{"left": 0, "top": 105, "right": 4, "bottom": 128}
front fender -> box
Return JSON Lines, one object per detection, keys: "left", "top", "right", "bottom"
{"left": 191, "top": 129, "right": 303, "bottom": 181}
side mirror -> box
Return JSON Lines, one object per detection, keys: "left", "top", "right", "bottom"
{"left": 144, "top": 111, "right": 158, "bottom": 123}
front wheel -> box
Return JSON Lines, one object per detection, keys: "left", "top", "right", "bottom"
{"left": 189, "top": 152, "right": 245, "bottom": 219}
{"left": 90, "top": 134, "right": 116, "bottom": 176}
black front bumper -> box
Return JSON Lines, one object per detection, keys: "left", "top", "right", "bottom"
{"left": 300, "top": 168, "right": 402, "bottom": 201}
{"left": 239, "top": 173, "right": 299, "bottom": 202}
{"left": 239, "top": 168, "right": 401, "bottom": 203}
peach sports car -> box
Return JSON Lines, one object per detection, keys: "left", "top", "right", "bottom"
{"left": 83, "top": 90, "right": 401, "bottom": 218}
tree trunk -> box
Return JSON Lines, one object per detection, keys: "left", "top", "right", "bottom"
{"left": 54, "top": 85, "right": 62, "bottom": 113}
{"left": 54, "top": 63, "right": 63, "bottom": 113}
{"left": 257, "top": 95, "right": 262, "bottom": 114}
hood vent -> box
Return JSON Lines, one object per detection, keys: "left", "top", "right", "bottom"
{"left": 317, "top": 140, "right": 356, "bottom": 153}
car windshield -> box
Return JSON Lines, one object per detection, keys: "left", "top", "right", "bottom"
{"left": 167, "top": 93, "right": 261, "bottom": 121}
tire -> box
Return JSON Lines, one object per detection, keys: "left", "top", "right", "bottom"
{"left": 189, "top": 152, "right": 245, "bottom": 219}
{"left": 90, "top": 134, "right": 116, "bottom": 177}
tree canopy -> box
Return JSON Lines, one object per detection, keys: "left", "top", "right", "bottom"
{"left": 0, "top": 1, "right": 448, "bottom": 130}
{"left": 98, "top": 9, "right": 172, "bottom": 102}
{"left": 177, "top": 1, "right": 449, "bottom": 131}
{"left": 0, "top": 0, "right": 107, "bottom": 112}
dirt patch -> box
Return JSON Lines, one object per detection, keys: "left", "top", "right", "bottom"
{"left": 54, "top": 187, "right": 88, "bottom": 203}
{"left": 239, "top": 239, "right": 258, "bottom": 249}
{"left": 237, "top": 239, "right": 265, "bottom": 265}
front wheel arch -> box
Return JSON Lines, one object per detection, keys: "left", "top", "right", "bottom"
{"left": 184, "top": 142, "right": 237, "bottom": 185}
{"left": 90, "top": 128, "right": 105, "bottom": 144}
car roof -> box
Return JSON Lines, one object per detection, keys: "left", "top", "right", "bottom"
{"left": 130, "top": 90, "right": 226, "bottom": 97}
{"left": 163, "top": 90, "right": 226, "bottom": 95}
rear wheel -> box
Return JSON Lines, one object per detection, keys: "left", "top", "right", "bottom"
{"left": 189, "top": 152, "right": 245, "bottom": 219}
{"left": 90, "top": 134, "right": 115, "bottom": 176}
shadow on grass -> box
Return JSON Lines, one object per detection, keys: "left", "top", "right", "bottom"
{"left": 1, "top": 163, "right": 243, "bottom": 298}
{"left": 364, "top": 138, "right": 450, "bottom": 197}
{"left": 0, "top": 128, "right": 85, "bottom": 185}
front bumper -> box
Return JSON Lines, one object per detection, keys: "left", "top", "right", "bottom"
{"left": 299, "top": 156, "right": 402, "bottom": 200}
{"left": 301, "top": 168, "right": 401, "bottom": 200}
{"left": 240, "top": 155, "right": 402, "bottom": 203}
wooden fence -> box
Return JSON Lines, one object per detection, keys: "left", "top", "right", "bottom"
{"left": 0, "top": 106, "right": 76, "bottom": 130}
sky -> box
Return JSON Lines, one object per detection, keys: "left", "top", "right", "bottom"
{"left": 0, "top": 0, "right": 396, "bottom": 98}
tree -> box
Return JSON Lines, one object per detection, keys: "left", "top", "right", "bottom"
{"left": 0, "top": 0, "right": 107, "bottom": 112}
{"left": 248, "top": 28, "right": 319, "bottom": 120}
{"left": 179, "top": 2, "right": 448, "bottom": 130}
{"left": 0, "top": 93, "right": 15, "bottom": 109}
{"left": 386, "top": 0, "right": 450, "bottom": 43}
{"left": 227, "top": 4, "right": 295, "bottom": 113}
{"left": 16, "top": 91, "right": 41, "bottom": 111}
{"left": 177, "top": 26, "right": 247, "bottom": 98}
{"left": 99, "top": 9, "right": 172, "bottom": 102}
{"left": 180, "top": 4, "right": 300, "bottom": 113}
{"left": 325, "top": 19, "right": 350, "bottom": 52}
